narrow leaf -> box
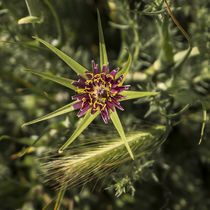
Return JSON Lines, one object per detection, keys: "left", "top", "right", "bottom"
{"left": 120, "top": 91, "right": 159, "bottom": 101}
{"left": 97, "top": 9, "right": 108, "bottom": 70}
{"left": 18, "top": 16, "right": 41, "bottom": 24}
{"left": 58, "top": 109, "right": 100, "bottom": 153}
{"left": 116, "top": 51, "right": 132, "bottom": 84}
{"left": 23, "top": 68, "right": 77, "bottom": 90}
{"left": 22, "top": 101, "right": 78, "bottom": 127}
{"left": 33, "top": 36, "right": 88, "bottom": 78}
{"left": 110, "top": 110, "right": 134, "bottom": 160}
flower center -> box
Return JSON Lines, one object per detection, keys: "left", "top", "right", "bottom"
{"left": 72, "top": 61, "right": 129, "bottom": 123}
{"left": 84, "top": 73, "right": 113, "bottom": 107}
{"left": 93, "top": 84, "right": 108, "bottom": 98}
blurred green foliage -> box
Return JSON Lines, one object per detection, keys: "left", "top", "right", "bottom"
{"left": 0, "top": 0, "right": 209, "bottom": 209}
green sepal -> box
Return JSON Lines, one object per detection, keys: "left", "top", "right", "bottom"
{"left": 23, "top": 68, "right": 77, "bottom": 90}
{"left": 110, "top": 109, "right": 134, "bottom": 160}
{"left": 33, "top": 36, "right": 88, "bottom": 78}
{"left": 120, "top": 91, "right": 159, "bottom": 101}
{"left": 116, "top": 50, "right": 132, "bottom": 85}
{"left": 97, "top": 9, "right": 108, "bottom": 70}
{"left": 58, "top": 109, "right": 100, "bottom": 153}
{"left": 22, "top": 101, "right": 78, "bottom": 127}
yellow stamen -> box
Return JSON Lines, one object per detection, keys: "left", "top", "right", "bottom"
{"left": 102, "top": 104, "right": 106, "bottom": 110}
{"left": 107, "top": 74, "right": 114, "bottom": 80}
{"left": 86, "top": 80, "right": 92, "bottom": 85}
{"left": 82, "top": 98, "right": 86, "bottom": 106}
{"left": 86, "top": 72, "right": 93, "bottom": 78}
{"left": 93, "top": 101, "right": 97, "bottom": 108}
{"left": 89, "top": 94, "right": 93, "bottom": 105}
{"left": 77, "top": 89, "right": 86, "bottom": 93}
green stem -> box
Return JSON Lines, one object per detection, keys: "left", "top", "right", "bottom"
{"left": 44, "top": 0, "right": 65, "bottom": 48}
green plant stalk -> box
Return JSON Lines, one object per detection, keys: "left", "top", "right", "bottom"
{"left": 44, "top": 0, "right": 65, "bottom": 48}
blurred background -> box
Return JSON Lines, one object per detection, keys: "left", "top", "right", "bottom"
{"left": 0, "top": 0, "right": 209, "bottom": 209}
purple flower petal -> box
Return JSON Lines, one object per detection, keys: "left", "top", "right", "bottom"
{"left": 110, "top": 68, "right": 120, "bottom": 78}
{"left": 112, "top": 75, "right": 123, "bottom": 88}
{"left": 111, "top": 85, "right": 130, "bottom": 93}
{"left": 92, "top": 60, "right": 96, "bottom": 70}
{"left": 113, "top": 102, "right": 124, "bottom": 111}
{"left": 116, "top": 85, "right": 130, "bottom": 92}
{"left": 94, "top": 65, "right": 99, "bottom": 75}
{"left": 77, "top": 103, "right": 92, "bottom": 117}
{"left": 72, "top": 81, "right": 86, "bottom": 88}
{"left": 73, "top": 101, "right": 83, "bottom": 110}
{"left": 113, "top": 94, "right": 127, "bottom": 100}
{"left": 100, "top": 109, "right": 108, "bottom": 124}
{"left": 78, "top": 75, "right": 86, "bottom": 82}
{"left": 105, "top": 75, "right": 113, "bottom": 83}
{"left": 111, "top": 97, "right": 124, "bottom": 111}
{"left": 91, "top": 107, "right": 98, "bottom": 115}
{"left": 102, "top": 63, "right": 109, "bottom": 74}
{"left": 85, "top": 71, "right": 93, "bottom": 79}
{"left": 110, "top": 88, "right": 118, "bottom": 93}
{"left": 72, "top": 94, "right": 89, "bottom": 100}
{"left": 101, "top": 73, "right": 106, "bottom": 81}
{"left": 105, "top": 107, "right": 110, "bottom": 119}
{"left": 106, "top": 101, "right": 114, "bottom": 112}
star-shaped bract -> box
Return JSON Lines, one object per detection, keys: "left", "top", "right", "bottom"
{"left": 22, "top": 10, "right": 159, "bottom": 159}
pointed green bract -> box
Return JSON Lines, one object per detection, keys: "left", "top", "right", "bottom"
{"left": 33, "top": 36, "right": 88, "bottom": 78}
{"left": 110, "top": 109, "right": 134, "bottom": 160}
{"left": 120, "top": 91, "right": 159, "bottom": 101}
{"left": 23, "top": 68, "right": 77, "bottom": 90}
{"left": 58, "top": 109, "right": 100, "bottom": 153}
{"left": 22, "top": 101, "right": 78, "bottom": 127}
{"left": 116, "top": 51, "right": 132, "bottom": 85}
{"left": 97, "top": 9, "right": 108, "bottom": 70}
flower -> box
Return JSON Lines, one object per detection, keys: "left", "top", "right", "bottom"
{"left": 22, "top": 10, "right": 159, "bottom": 159}
{"left": 72, "top": 61, "right": 130, "bottom": 123}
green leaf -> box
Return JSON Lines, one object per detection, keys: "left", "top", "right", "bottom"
{"left": 110, "top": 109, "right": 134, "bottom": 160}
{"left": 58, "top": 109, "right": 100, "bottom": 153}
{"left": 18, "top": 16, "right": 41, "bottom": 24}
{"left": 97, "top": 9, "right": 108, "bottom": 70}
{"left": 120, "top": 91, "right": 159, "bottom": 101}
{"left": 22, "top": 101, "right": 78, "bottom": 127}
{"left": 23, "top": 68, "right": 77, "bottom": 90}
{"left": 116, "top": 51, "right": 132, "bottom": 84}
{"left": 33, "top": 36, "right": 88, "bottom": 78}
